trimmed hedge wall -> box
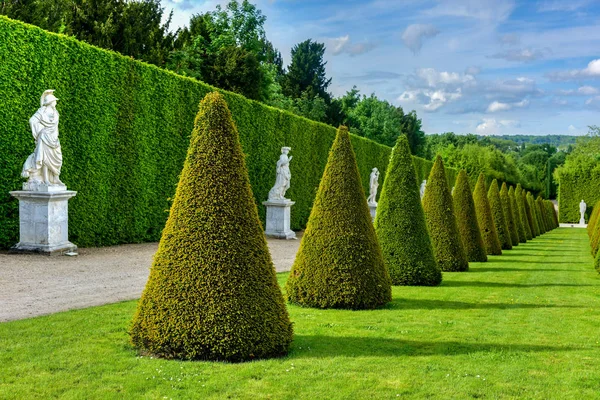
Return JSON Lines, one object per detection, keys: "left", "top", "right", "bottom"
{"left": 557, "top": 169, "right": 600, "bottom": 223}
{"left": 0, "top": 17, "right": 457, "bottom": 249}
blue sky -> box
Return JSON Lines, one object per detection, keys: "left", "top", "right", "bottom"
{"left": 162, "top": 0, "right": 600, "bottom": 136}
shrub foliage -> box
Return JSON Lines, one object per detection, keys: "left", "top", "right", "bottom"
{"left": 516, "top": 184, "right": 533, "bottom": 240}
{"left": 422, "top": 156, "right": 469, "bottom": 271}
{"left": 129, "top": 92, "right": 293, "bottom": 362}
{"left": 453, "top": 169, "right": 487, "bottom": 262}
{"left": 526, "top": 193, "right": 541, "bottom": 237}
{"left": 500, "top": 183, "right": 519, "bottom": 247}
{"left": 285, "top": 126, "right": 392, "bottom": 309}
{"left": 375, "top": 135, "right": 441, "bottom": 285}
{"left": 509, "top": 186, "right": 526, "bottom": 243}
{"left": 473, "top": 173, "right": 502, "bottom": 255}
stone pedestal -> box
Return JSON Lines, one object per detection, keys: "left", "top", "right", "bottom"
{"left": 369, "top": 204, "right": 377, "bottom": 221}
{"left": 9, "top": 188, "right": 77, "bottom": 255}
{"left": 263, "top": 199, "right": 296, "bottom": 239}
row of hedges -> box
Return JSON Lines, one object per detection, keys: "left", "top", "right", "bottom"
{"left": 557, "top": 169, "right": 600, "bottom": 223}
{"left": 0, "top": 16, "right": 457, "bottom": 249}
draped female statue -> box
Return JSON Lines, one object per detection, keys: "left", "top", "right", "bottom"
{"left": 268, "top": 147, "right": 292, "bottom": 201}
{"left": 21, "top": 90, "right": 64, "bottom": 187}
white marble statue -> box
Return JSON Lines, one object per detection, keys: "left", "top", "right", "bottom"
{"left": 420, "top": 180, "right": 427, "bottom": 199}
{"left": 580, "top": 200, "right": 587, "bottom": 224}
{"left": 367, "top": 167, "right": 379, "bottom": 206}
{"left": 21, "top": 90, "right": 64, "bottom": 187}
{"left": 268, "top": 147, "right": 292, "bottom": 201}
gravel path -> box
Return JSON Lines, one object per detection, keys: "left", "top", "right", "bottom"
{"left": 0, "top": 235, "right": 301, "bottom": 322}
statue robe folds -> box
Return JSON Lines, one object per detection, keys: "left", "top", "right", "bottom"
{"left": 22, "top": 107, "right": 63, "bottom": 182}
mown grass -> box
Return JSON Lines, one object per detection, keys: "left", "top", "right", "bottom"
{"left": 1, "top": 228, "right": 599, "bottom": 399}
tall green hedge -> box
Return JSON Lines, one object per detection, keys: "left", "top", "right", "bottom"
{"left": 130, "top": 92, "right": 292, "bottom": 362}
{"left": 557, "top": 169, "right": 600, "bottom": 223}
{"left": 488, "top": 179, "right": 512, "bottom": 250}
{"left": 0, "top": 16, "right": 458, "bottom": 249}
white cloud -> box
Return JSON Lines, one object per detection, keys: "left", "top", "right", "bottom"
{"left": 548, "top": 59, "right": 600, "bottom": 81}
{"left": 326, "top": 35, "right": 377, "bottom": 56}
{"left": 398, "top": 88, "right": 462, "bottom": 113}
{"left": 426, "top": 0, "right": 515, "bottom": 22}
{"left": 559, "top": 85, "right": 599, "bottom": 95}
{"left": 401, "top": 24, "right": 440, "bottom": 53}
{"left": 568, "top": 124, "right": 577, "bottom": 132}
{"left": 416, "top": 68, "right": 475, "bottom": 87}
{"left": 475, "top": 118, "right": 519, "bottom": 135}
{"left": 486, "top": 98, "right": 529, "bottom": 112}
{"left": 489, "top": 47, "right": 551, "bottom": 62}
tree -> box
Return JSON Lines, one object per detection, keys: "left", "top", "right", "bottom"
{"left": 285, "top": 126, "right": 391, "bottom": 309}
{"left": 208, "top": 45, "right": 263, "bottom": 100}
{"left": 281, "top": 39, "right": 331, "bottom": 101}
{"left": 500, "top": 183, "right": 519, "bottom": 246}
{"left": 473, "top": 173, "right": 502, "bottom": 255}
{"left": 401, "top": 110, "right": 427, "bottom": 157}
{"left": 422, "top": 156, "right": 469, "bottom": 271}
{"left": 488, "top": 179, "right": 512, "bottom": 250}
{"left": 375, "top": 135, "right": 441, "bottom": 285}
{"left": 516, "top": 184, "right": 533, "bottom": 240}
{"left": 509, "top": 186, "right": 526, "bottom": 243}
{"left": 130, "top": 92, "right": 292, "bottom": 361}
{"left": 453, "top": 169, "right": 487, "bottom": 262}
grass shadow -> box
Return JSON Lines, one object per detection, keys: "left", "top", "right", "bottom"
{"left": 469, "top": 267, "right": 586, "bottom": 273}
{"left": 290, "top": 335, "right": 578, "bottom": 358}
{"left": 384, "top": 298, "right": 578, "bottom": 310}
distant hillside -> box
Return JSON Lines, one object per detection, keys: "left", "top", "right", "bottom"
{"left": 479, "top": 135, "right": 579, "bottom": 149}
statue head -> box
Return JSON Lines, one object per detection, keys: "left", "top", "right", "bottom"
{"left": 281, "top": 147, "right": 291, "bottom": 154}
{"left": 372, "top": 167, "right": 378, "bottom": 173}
{"left": 41, "top": 90, "right": 58, "bottom": 107}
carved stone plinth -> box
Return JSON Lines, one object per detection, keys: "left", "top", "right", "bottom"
{"left": 369, "top": 204, "right": 377, "bottom": 221}
{"left": 9, "top": 189, "right": 77, "bottom": 255}
{"left": 263, "top": 199, "right": 296, "bottom": 240}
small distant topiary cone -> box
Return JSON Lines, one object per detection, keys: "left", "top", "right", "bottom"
{"left": 523, "top": 190, "right": 537, "bottom": 238}
{"left": 453, "top": 169, "right": 487, "bottom": 262}
{"left": 422, "top": 156, "right": 469, "bottom": 271}
{"left": 546, "top": 201, "right": 557, "bottom": 230}
{"left": 285, "top": 126, "right": 392, "bottom": 309}
{"left": 526, "top": 193, "right": 540, "bottom": 237}
{"left": 500, "top": 183, "right": 519, "bottom": 247}
{"left": 130, "top": 92, "right": 293, "bottom": 362}
{"left": 375, "top": 135, "right": 442, "bottom": 285}
{"left": 590, "top": 214, "right": 600, "bottom": 257}
{"left": 488, "top": 179, "right": 512, "bottom": 250}
{"left": 509, "top": 186, "right": 526, "bottom": 243}
{"left": 474, "top": 173, "right": 502, "bottom": 255}
{"left": 516, "top": 184, "right": 533, "bottom": 240}
{"left": 594, "top": 243, "right": 600, "bottom": 273}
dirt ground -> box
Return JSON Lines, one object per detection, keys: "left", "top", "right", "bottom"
{"left": 0, "top": 234, "right": 301, "bottom": 322}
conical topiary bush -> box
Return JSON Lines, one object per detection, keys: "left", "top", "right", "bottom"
{"left": 474, "top": 173, "right": 502, "bottom": 255}
{"left": 129, "top": 92, "right": 293, "bottom": 362}
{"left": 516, "top": 184, "right": 533, "bottom": 240}
{"left": 285, "top": 126, "right": 392, "bottom": 309}
{"left": 453, "top": 169, "right": 487, "bottom": 262}
{"left": 590, "top": 214, "right": 600, "bottom": 257}
{"left": 527, "top": 192, "right": 540, "bottom": 237}
{"left": 536, "top": 196, "right": 547, "bottom": 234}
{"left": 509, "top": 186, "right": 526, "bottom": 243}
{"left": 546, "top": 201, "right": 557, "bottom": 230}
{"left": 374, "top": 135, "right": 441, "bottom": 285}
{"left": 500, "top": 183, "right": 519, "bottom": 247}
{"left": 587, "top": 201, "right": 600, "bottom": 238}
{"left": 422, "top": 156, "right": 469, "bottom": 271}
{"left": 488, "top": 179, "right": 512, "bottom": 250}
{"left": 523, "top": 190, "right": 537, "bottom": 238}
{"left": 594, "top": 242, "right": 600, "bottom": 273}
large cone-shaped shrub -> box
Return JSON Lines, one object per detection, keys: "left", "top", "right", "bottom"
{"left": 509, "top": 186, "right": 526, "bottom": 243}
{"left": 500, "top": 183, "right": 519, "bottom": 246}
{"left": 594, "top": 243, "right": 600, "bottom": 273}
{"left": 523, "top": 190, "right": 537, "bottom": 238}
{"left": 422, "top": 156, "right": 468, "bottom": 271}
{"left": 488, "top": 179, "right": 512, "bottom": 250}
{"left": 130, "top": 92, "right": 293, "bottom": 362}
{"left": 474, "top": 174, "right": 502, "bottom": 255}
{"left": 516, "top": 184, "right": 533, "bottom": 240}
{"left": 535, "top": 196, "right": 547, "bottom": 234}
{"left": 526, "top": 193, "right": 541, "bottom": 237}
{"left": 375, "top": 135, "right": 441, "bottom": 285}
{"left": 590, "top": 213, "right": 600, "bottom": 257}
{"left": 587, "top": 201, "right": 600, "bottom": 238}
{"left": 285, "top": 126, "right": 392, "bottom": 309}
{"left": 453, "top": 170, "right": 487, "bottom": 262}
{"left": 536, "top": 197, "right": 548, "bottom": 233}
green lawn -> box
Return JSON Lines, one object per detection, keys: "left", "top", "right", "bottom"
{"left": 1, "top": 228, "right": 599, "bottom": 399}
